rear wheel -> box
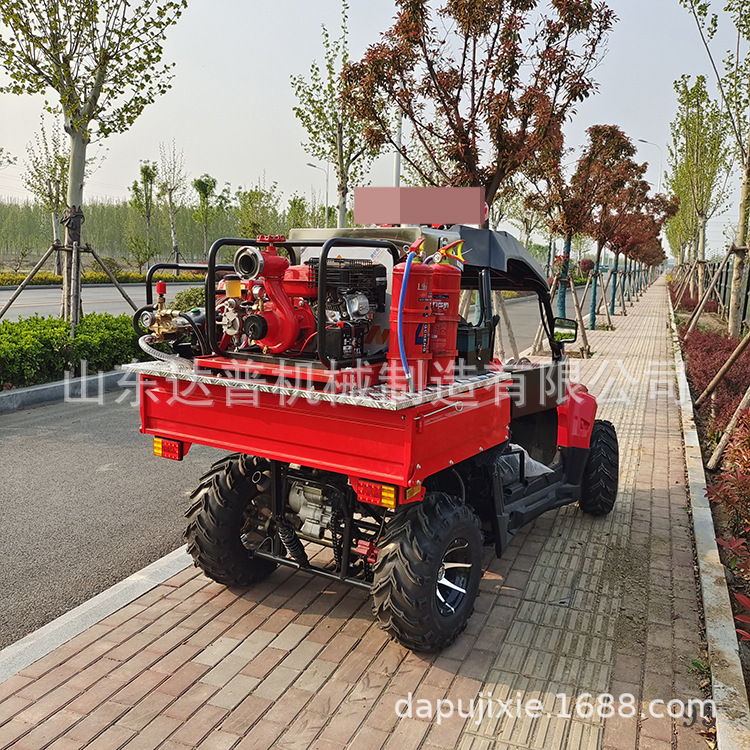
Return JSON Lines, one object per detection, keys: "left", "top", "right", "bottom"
{"left": 371, "top": 492, "right": 483, "bottom": 651}
{"left": 578, "top": 419, "right": 619, "bottom": 516}
{"left": 185, "top": 453, "right": 277, "bottom": 585}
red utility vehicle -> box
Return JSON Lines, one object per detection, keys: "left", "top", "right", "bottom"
{"left": 127, "top": 224, "right": 618, "bottom": 651}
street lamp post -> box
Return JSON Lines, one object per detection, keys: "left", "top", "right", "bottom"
{"left": 307, "top": 162, "right": 330, "bottom": 228}
{"left": 637, "top": 139, "right": 663, "bottom": 193}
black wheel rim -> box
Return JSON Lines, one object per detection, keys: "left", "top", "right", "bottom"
{"left": 435, "top": 537, "right": 473, "bottom": 616}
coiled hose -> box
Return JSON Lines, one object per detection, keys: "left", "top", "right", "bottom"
{"left": 397, "top": 250, "right": 416, "bottom": 393}
{"left": 138, "top": 335, "right": 193, "bottom": 370}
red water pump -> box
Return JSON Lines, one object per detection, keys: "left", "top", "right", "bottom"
{"left": 231, "top": 246, "right": 316, "bottom": 354}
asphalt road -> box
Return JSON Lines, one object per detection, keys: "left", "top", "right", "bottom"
{"left": 496, "top": 295, "right": 542, "bottom": 354}
{"left": 0, "top": 283, "right": 198, "bottom": 322}
{"left": 0, "top": 395, "right": 222, "bottom": 649}
{"left": 0, "top": 285, "right": 545, "bottom": 351}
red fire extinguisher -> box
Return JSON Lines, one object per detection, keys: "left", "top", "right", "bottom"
{"left": 387, "top": 241, "right": 434, "bottom": 392}
{"left": 429, "top": 240, "right": 463, "bottom": 385}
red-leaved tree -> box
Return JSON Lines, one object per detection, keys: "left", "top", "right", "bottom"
{"left": 527, "top": 125, "right": 639, "bottom": 317}
{"left": 607, "top": 197, "right": 675, "bottom": 315}
{"left": 343, "top": 0, "right": 615, "bottom": 213}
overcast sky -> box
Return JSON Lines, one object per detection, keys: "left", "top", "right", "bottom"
{"left": 0, "top": 0, "right": 743, "bottom": 256}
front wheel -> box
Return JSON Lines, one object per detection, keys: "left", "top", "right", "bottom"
{"left": 578, "top": 419, "right": 619, "bottom": 516}
{"left": 185, "top": 453, "right": 277, "bottom": 585}
{"left": 371, "top": 492, "right": 483, "bottom": 651}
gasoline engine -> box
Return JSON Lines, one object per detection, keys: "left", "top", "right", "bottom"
{"left": 220, "top": 245, "right": 388, "bottom": 362}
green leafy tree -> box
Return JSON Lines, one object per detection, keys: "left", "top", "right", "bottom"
{"left": 0, "top": 0, "right": 187, "bottom": 316}
{"left": 0, "top": 148, "right": 15, "bottom": 168}
{"left": 236, "top": 181, "right": 283, "bottom": 238}
{"left": 664, "top": 189, "right": 698, "bottom": 265}
{"left": 158, "top": 141, "right": 188, "bottom": 265}
{"left": 286, "top": 194, "right": 311, "bottom": 231}
{"left": 128, "top": 235, "right": 157, "bottom": 273}
{"left": 291, "top": 0, "right": 382, "bottom": 228}
{"left": 665, "top": 75, "right": 731, "bottom": 282}
{"left": 681, "top": 0, "right": 750, "bottom": 335}
{"left": 130, "top": 161, "right": 158, "bottom": 261}
{"left": 192, "top": 174, "right": 230, "bottom": 258}
{"left": 22, "top": 115, "right": 68, "bottom": 250}
{"left": 504, "top": 181, "right": 547, "bottom": 253}
{"left": 345, "top": 0, "right": 615, "bottom": 215}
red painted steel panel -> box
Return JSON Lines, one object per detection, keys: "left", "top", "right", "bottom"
{"left": 139, "top": 375, "right": 510, "bottom": 488}
{"left": 557, "top": 383, "right": 597, "bottom": 449}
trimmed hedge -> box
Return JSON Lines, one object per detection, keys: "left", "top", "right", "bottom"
{"left": 0, "top": 271, "right": 205, "bottom": 287}
{"left": 0, "top": 313, "right": 147, "bottom": 388}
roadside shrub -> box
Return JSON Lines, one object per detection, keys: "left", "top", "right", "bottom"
{"left": 708, "top": 411, "right": 750, "bottom": 540}
{"left": 172, "top": 286, "right": 206, "bottom": 310}
{"left": 579, "top": 258, "right": 594, "bottom": 275}
{"left": 98, "top": 256, "right": 123, "bottom": 275}
{"left": 668, "top": 280, "right": 719, "bottom": 314}
{"left": 70, "top": 313, "right": 146, "bottom": 373}
{"left": 0, "top": 313, "right": 145, "bottom": 388}
{"left": 680, "top": 328, "right": 750, "bottom": 434}
{"left": 0, "top": 315, "right": 70, "bottom": 387}
{"left": 675, "top": 293, "right": 718, "bottom": 314}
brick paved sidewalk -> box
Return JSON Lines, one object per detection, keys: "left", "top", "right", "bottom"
{"left": 0, "top": 277, "right": 711, "bottom": 750}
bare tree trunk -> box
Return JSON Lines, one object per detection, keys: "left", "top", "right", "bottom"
{"left": 686, "top": 248, "right": 733, "bottom": 335}
{"left": 167, "top": 197, "right": 180, "bottom": 275}
{"left": 62, "top": 124, "right": 87, "bottom": 321}
{"left": 697, "top": 214, "right": 707, "bottom": 294}
{"left": 51, "top": 212, "right": 62, "bottom": 275}
{"left": 168, "top": 199, "right": 180, "bottom": 266}
{"left": 568, "top": 276, "right": 589, "bottom": 358}
{"left": 336, "top": 122, "right": 347, "bottom": 229}
{"left": 729, "top": 132, "right": 750, "bottom": 337}
{"left": 690, "top": 235, "right": 699, "bottom": 298}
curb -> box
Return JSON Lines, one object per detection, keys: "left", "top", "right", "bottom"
{"left": 668, "top": 296, "right": 750, "bottom": 748}
{"left": 0, "top": 369, "right": 127, "bottom": 414}
{"left": 0, "top": 547, "right": 192, "bottom": 683}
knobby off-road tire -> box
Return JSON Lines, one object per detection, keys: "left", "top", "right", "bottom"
{"left": 185, "top": 453, "right": 277, "bottom": 585}
{"left": 578, "top": 419, "right": 619, "bottom": 516}
{"left": 371, "top": 492, "right": 483, "bottom": 651}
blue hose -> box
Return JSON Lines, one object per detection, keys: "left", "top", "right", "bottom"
{"left": 397, "top": 251, "right": 416, "bottom": 392}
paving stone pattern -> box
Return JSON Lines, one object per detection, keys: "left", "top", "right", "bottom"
{"left": 0, "top": 277, "right": 710, "bottom": 750}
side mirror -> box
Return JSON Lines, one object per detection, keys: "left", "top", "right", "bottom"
{"left": 554, "top": 317, "right": 578, "bottom": 342}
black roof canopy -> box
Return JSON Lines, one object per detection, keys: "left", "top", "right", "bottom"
{"left": 287, "top": 224, "right": 550, "bottom": 295}
{"left": 451, "top": 225, "right": 550, "bottom": 293}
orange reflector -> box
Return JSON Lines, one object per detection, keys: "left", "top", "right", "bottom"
{"left": 153, "top": 437, "right": 183, "bottom": 461}
{"left": 356, "top": 480, "right": 397, "bottom": 508}
{"left": 405, "top": 486, "right": 423, "bottom": 501}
